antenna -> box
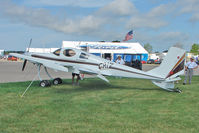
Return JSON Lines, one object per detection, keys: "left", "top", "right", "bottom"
{"left": 27, "top": 38, "right": 32, "bottom": 52}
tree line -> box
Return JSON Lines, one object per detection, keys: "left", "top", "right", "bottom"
{"left": 144, "top": 43, "right": 199, "bottom": 54}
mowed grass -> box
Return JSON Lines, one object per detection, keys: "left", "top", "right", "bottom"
{"left": 0, "top": 76, "right": 199, "bottom": 133}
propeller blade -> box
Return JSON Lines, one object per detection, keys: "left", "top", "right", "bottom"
{"left": 27, "top": 38, "right": 32, "bottom": 52}
{"left": 22, "top": 59, "right": 27, "bottom": 71}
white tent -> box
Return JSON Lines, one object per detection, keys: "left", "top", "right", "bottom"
{"left": 62, "top": 41, "right": 149, "bottom": 61}
{"left": 62, "top": 41, "right": 148, "bottom": 54}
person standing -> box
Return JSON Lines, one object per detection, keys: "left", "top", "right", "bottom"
{"left": 183, "top": 57, "right": 198, "bottom": 85}
{"left": 195, "top": 55, "right": 199, "bottom": 65}
{"left": 72, "top": 68, "right": 80, "bottom": 86}
{"left": 115, "top": 55, "right": 125, "bottom": 65}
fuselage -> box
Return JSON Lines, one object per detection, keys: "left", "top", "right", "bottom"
{"left": 28, "top": 48, "right": 163, "bottom": 81}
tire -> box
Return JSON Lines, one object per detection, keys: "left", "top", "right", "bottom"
{"left": 53, "top": 78, "right": 59, "bottom": 85}
{"left": 40, "top": 80, "right": 51, "bottom": 87}
{"left": 57, "top": 78, "right": 62, "bottom": 84}
{"left": 53, "top": 78, "right": 62, "bottom": 85}
{"left": 40, "top": 80, "right": 47, "bottom": 87}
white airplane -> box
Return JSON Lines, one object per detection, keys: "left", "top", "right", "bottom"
{"left": 10, "top": 46, "right": 186, "bottom": 93}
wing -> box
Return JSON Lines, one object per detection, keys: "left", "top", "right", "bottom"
{"left": 10, "top": 53, "right": 69, "bottom": 72}
{"left": 11, "top": 53, "right": 110, "bottom": 82}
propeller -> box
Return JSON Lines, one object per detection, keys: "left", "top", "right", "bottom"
{"left": 22, "top": 59, "right": 27, "bottom": 71}
{"left": 22, "top": 39, "right": 32, "bottom": 71}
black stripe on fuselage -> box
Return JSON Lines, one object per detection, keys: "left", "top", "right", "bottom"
{"left": 32, "top": 54, "right": 98, "bottom": 66}
{"left": 31, "top": 54, "right": 163, "bottom": 80}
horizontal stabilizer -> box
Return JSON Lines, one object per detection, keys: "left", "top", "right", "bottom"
{"left": 152, "top": 80, "right": 174, "bottom": 91}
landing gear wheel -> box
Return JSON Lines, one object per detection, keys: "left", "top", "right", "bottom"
{"left": 53, "top": 78, "right": 62, "bottom": 85}
{"left": 53, "top": 78, "right": 59, "bottom": 85}
{"left": 40, "top": 80, "right": 51, "bottom": 87}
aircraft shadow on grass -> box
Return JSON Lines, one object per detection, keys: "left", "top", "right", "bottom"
{"left": 49, "top": 78, "right": 163, "bottom": 94}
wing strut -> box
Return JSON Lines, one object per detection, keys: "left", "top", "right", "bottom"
{"left": 97, "top": 74, "right": 109, "bottom": 83}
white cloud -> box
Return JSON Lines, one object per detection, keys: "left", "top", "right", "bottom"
{"left": 134, "top": 31, "right": 189, "bottom": 51}
{"left": 147, "top": 4, "right": 174, "bottom": 18}
{"left": 61, "top": 15, "right": 105, "bottom": 34}
{"left": 178, "top": 0, "right": 199, "bottom": 14}
{"left": 0, "top": 0, "right": 185, "bottom": 34}
{"left": 0, "top": 0, "right": 105, "bottom": 35}
{"left": 189, "top": 13, "right": 199, "bottom": 22}
{"left": 0, "top": 0, "right": 194, "bottom": 50}
{"left": 175, "top": 0, "right": 199, "bottom": 22}
{"left": 98, "top": 0, "right": 137, "bottom": 16}
{"left": 127, "top": 16, "right": 168, "bottom": 29}
{"left": 126, "top": 3, "right": 172, "bottom": 29}
{"left": 1, "top": 0, "right": 198, "bottom": 51}
{"left": 157, "top": 32, "right": 189, "bottom": 42}
{"left": 24, "top": 0, "right": 114, "bottom": 8}
{"left": 0, "top": 0, "right": 141, "bottom": 37}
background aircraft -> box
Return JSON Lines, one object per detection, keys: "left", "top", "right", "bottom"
{"left": 10, "top": 46, "right": 186, "bottom": 93}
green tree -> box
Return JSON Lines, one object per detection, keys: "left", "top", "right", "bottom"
{"left": 190, "top": 43, "right": 199, "bottom": 55}
{"left": 144, "top": 43, "right": 153, "bottom": 53}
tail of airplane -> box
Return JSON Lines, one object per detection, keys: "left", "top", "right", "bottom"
{"left": 148, "top": 47, "right": 186, "bottom": 92}
{"left": 149, "top": 47, "right": 186, "bottom": 79}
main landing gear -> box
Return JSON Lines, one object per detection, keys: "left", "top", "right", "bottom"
{"left": 40, "top": 80, "right": 51, "bottom": 87}
{"left": 37, "top": 65, "right": 63, "bottom": 87}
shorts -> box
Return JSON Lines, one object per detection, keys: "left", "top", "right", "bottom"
{"left": 72, "top": 73, "right": 80, "bottom": 77}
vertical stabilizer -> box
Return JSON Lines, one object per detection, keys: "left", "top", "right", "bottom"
{"left": 148, "top": 47, "right": 186, "bottom": 79}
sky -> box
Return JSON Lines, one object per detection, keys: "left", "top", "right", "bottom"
{"left": 0, "top": 0, "right": 199, "bottom": 52}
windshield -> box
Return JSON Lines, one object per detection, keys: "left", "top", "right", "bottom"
{"left": 53, "top": 48, "right": 61, "bottom": 56}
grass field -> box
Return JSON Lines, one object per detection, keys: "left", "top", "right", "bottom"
{"left": 0, "top": 76, "right": 199, "bottom": 133}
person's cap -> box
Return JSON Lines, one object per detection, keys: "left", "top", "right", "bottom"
{"left": 191, "top": 56, "right": 195, "bottom": 60}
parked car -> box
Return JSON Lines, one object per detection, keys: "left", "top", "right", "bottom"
{"left": 154, "top": 59, "right": 162, "bottom": 64}
{"left": 7, "top": 56, "right": 17, "bottom": 61}
{"left": 147, "top": 59, "right": 155, "bottom": 64}
{"left": 141, "top": 61, "right": 146, "bottom": 64}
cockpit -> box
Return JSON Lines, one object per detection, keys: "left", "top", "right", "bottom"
{"left": 53, "top": 48, "right": 76, "bottom": 57}
{"left": 63, "top": 49, "right": 76, "bottom": 57}
{"left": 53, "top": 48, "right": 89, "bottom": 59}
